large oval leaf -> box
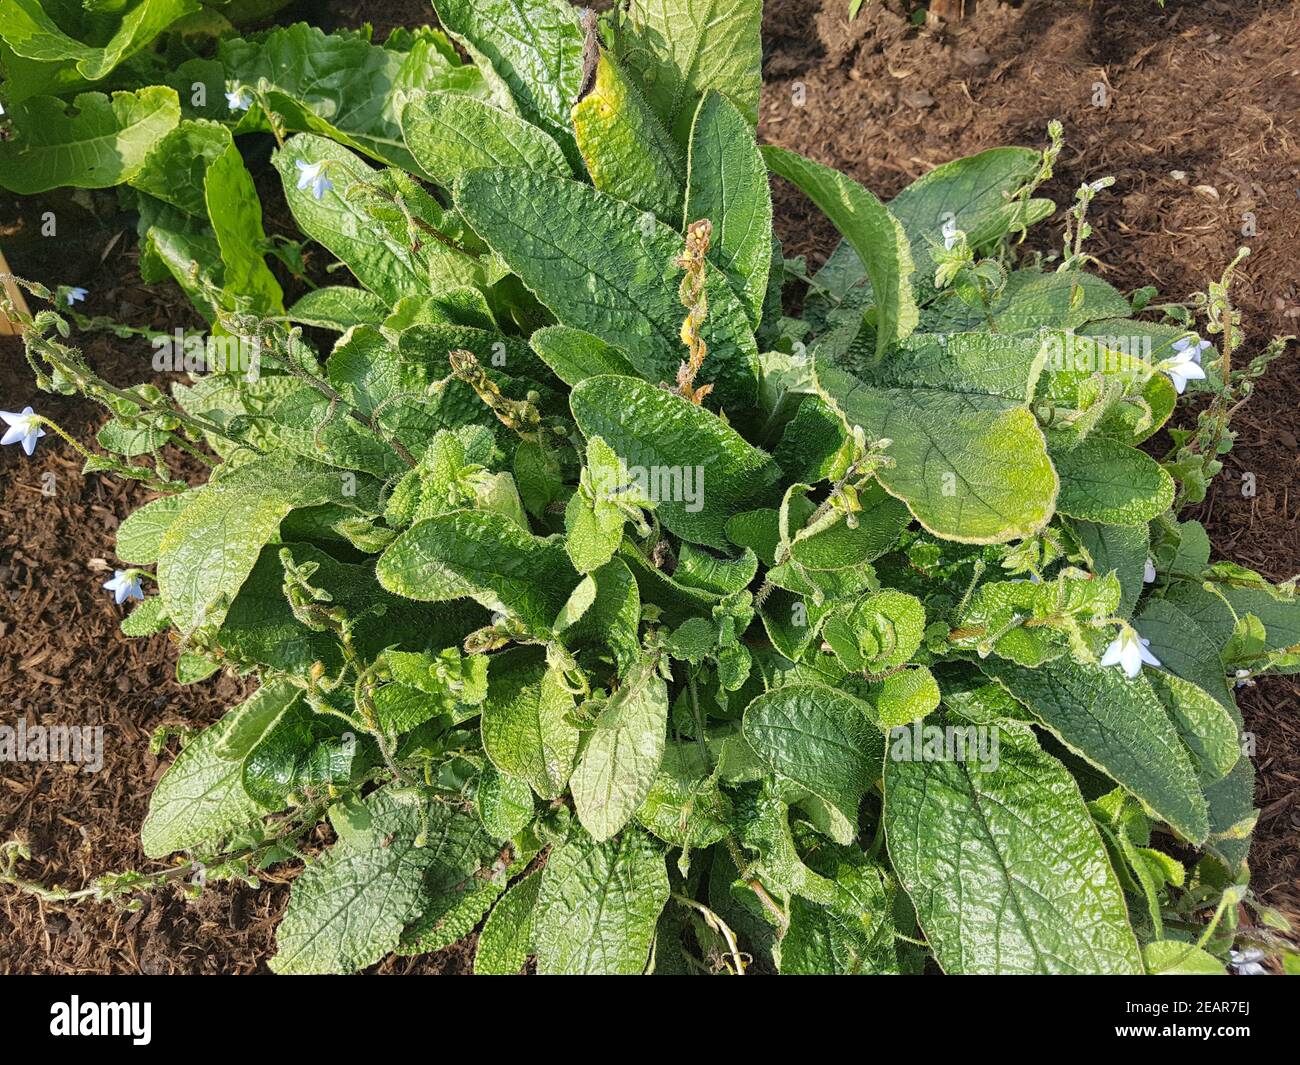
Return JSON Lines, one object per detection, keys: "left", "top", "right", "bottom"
{"left": 982, "top": 658, "right": 1209, "bottom": 843}
{"left": 377, "top": 510, "right": 577, "bottom": 633}
{"left": 456, "top": 167, "right": 761, "bottom": 410}
{"left": 0, "top": 86, "right": 180, "bottom": 193}
{"left": 885, "top": 718, "right": 1142, "bottom": 974}
{"left": 432, "top": 0, "right": 584, "bottom": 167}
{"left": 816, "top": 334, "right": 1058, "bottom": 544}
{"left": 608, "top": 0, "right": 762, "bottom": 145}
{"left": 401, "top": 89, "right": 569, "bottom": 188}
{"left": 479, "top": 647, "right": 580, "bottom": 800}
{"left": 1051, "top": 435, "right": 1175, "bottom": 524}
{"left": 570, "top": 375, "right": 780, "bottom": 549}
{"left": 742, "top": 683, "right": 882, "bottom": 845}
{"left": 571, "top": 661, "right": 669, "bottom": 841}
{"left": 533, "top": 829, "right": 669, "bottom": 975}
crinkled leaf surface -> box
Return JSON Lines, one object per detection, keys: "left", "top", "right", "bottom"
{"left": 116, "top": 491, "right": 193, "bottom": 564}
{"left": 1072, "top": 519, "right": 1149, "bottom": 618}
{"left": 533, "top": 828, "right": 669, "bottom": 974}
{"left": 1146, "top": 670, "right": 1240, "bottom": 785}
{"left": 570, "top": 375, "right": 779, "bottom": 549}
{"left": 142, "top": 681, "right": 296, "bottom": 857}
{"left": 1136, "top": 597, "right": 1235, "bottom": 712}
{"left": 270, "top": 788, "right": 479, "bottom": 974}
{"left": 456, "top": 167, "right": 760, "bottom": 410}
{"left": 572, "top": 47, "right": 683, "bottom": 223}
{"left": 529, "top": 325, "right": 639, "bottom": 386}
{"left": 571, "top": 662, "right": 669, "bottom": 841}
{"left": 0, "top": 87, "right": 180, "bottom": 193}
{"left": 609, "top": 0, "right": 762, "bottom": 145}
{"left": 480, "top": 647, "right": 579, "bottom": 800}
{"left": 377, "top": 510, "right": 576, "bottom": 632}
{"left": 816, "top": 334, "right": 1057, "bottom": 544}
{"left": 742, "top": 684, "right": 880, "bottom": 845}
{"left": 781, "top": 848, "right": 903, "bottom": 975}
{"left": 982, "top": 659, "right": 1209, "bottom": 842}
{"left": 556, "top": 557, "right": 643, "bottom": 674}
{"left": 432, "top": 0, "right": 584, "bottom": 166}
{"left": 885, "top": 719, "right": 1141, "bottom": 974}
{"left": 474, "top": 867, "right": 542, "bottom": 975}
{"left": 127, "top": 118, "right": 231, "bottom": 217}
{"left": 276, "top": 135, "right": 478, "bottom": 304}
{"left": 1052, "top": 435, "right": 1175, "bottom": 525}
{"left": 288, "top": 286, "right": 389, "bottom": 332}
{"left": 157, "top": 452, "right": 373, "bottom": 634}
{"left": 1202, "top": 758, "right": 1256, "bottom": 874}
{"left": 890, "top": 146, "right": 1044, "bottom": 273}
{"left": 685, "top": 90, "right": 771, "bottom": 326}
{"left": 476, "top": 763, "right": 534, "bottom": 839}
{"left": 401, "top": 89, "right": 569, "bottom": 188}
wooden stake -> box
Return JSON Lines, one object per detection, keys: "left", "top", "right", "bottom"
{"left": 0, "top": 248, "right": 31, "bottom": 336}
{"left": 929, "top": 0, "right": 972, "bottom": 23}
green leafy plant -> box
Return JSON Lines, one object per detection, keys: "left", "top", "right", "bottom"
{"left": 2, "top": 0, "right": 1296, "bottom": 975}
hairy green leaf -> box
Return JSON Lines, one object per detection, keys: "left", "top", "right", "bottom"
{"left": 743, "top": 684, "right": 881, "bottom": 845}
{"left": 533, "top": 828, "right": 669, "bottom": 974}
{"left": 570, "top": 375, "right": 779, "bottom": 549}
{"left": 571, "top": 661, "right": 669, "bottom": 841}
{"left": 983, "top": 659, "right": 1209, "bottom": 842}
{"left": 685, "top": 90, "right": 772, "bottom": 326}
{"left": 609, "top": 0, "right": 762, "bottom": 145}
{"left": 885, "top": 719, "right": 1141, "bottom": 974}
{"left": 763, "top": 146, "right": 918, "bottom": 359}
{"left": 456, "top": 167, "right": 760, "bottom": 409}
{"left": 480, "top": 647, "right": 579, "bottom": 800}
{"left": 0, "top": 87, "right": 180, "bottom": 193}
{"left": 401, "top": 89, "right": 569, "bottom": 188}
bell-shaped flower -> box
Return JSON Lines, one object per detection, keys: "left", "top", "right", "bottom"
{"left": 1100, "top": 625, "right": 1161, "bottom": 678}
{"left": 295, "top": 159, "right": 334, "bottom": 200}
{"left": 1158, "top": 342, "right": 1208, "bottom": 394}
{"left": 941, "top": 216, "right": 961, "bottom": 250}
{"left": 1, "top": 407, "right": 46, "bottom": 456}
{"left": 102, "top": 569, "right": 145, "bottom": 606}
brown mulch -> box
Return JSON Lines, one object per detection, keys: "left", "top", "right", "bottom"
{"left": 1, "top": 0, "right": 1297, "bottom": 973}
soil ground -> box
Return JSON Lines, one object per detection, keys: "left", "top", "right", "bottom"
{"left": 1, "top": 0, "right": 1296, "bottom": 973}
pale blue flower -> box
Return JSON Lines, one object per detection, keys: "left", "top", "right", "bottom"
{"left": 65, "top": 287, "right": 88, "bottom": 306}
{"left": 1172, "top": 336, "right": 1213, "bottom": 366}
{"left": 1144, "top": 558, "right": 1157, "bottom": 583}
{"left": 1100, "top": 625, "right": 1161, "bottom": 679}
{"left": 1, "top": 407, "right": 46, "bottom": 456}
{"left": 941, "top": 216, "right": 961, "bottom": 250}
{"left": 1158, "top": 344, "right": 1207, "bottom": 394}
{"left": 295, "top": 159, "right": 333, "bottom": 200}
{"left": 226, "top": 88, "right": 253, "bottom": 112}
{"left": 102, "top": 570, "right": 144, "bottom": 606}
